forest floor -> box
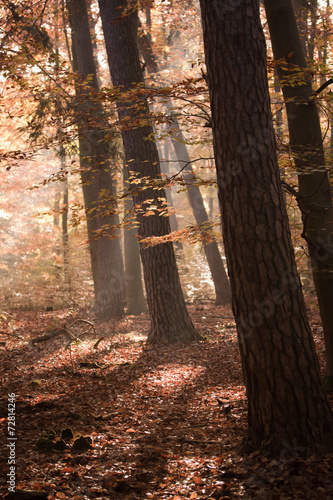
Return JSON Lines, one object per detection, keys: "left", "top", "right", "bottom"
{"left": 1, "top": 298, "right": 333, "bottom": 499}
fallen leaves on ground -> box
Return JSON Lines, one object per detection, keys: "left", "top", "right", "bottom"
{"left": 1, "top": 299, "right": 333, "bottom": 499}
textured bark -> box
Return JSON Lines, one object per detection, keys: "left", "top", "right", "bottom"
{"left": 99, "top": 0, "right": 200, "bottom": 343}
{"left": 123, "top": 165, "right": 147, "bottom": 315}
{"left": 68, "top": 0, "right": 125, "bottom": 319}
{"left": 200, "top": 0, "right": 333, "bottom": 455}
{"left": 264, "top": 0, "right": 333, "bottom": 389}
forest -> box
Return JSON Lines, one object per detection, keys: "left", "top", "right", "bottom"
{"left": 2, "top": 0, "right": 333, "bottom": 498}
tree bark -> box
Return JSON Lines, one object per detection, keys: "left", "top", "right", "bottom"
{"left": 264, "top": 0, "right": 333, "bottom": 390}
{"left": 67, "top": 0, "right": 125, "bottom": 319}
{"left": 199, "top": 0, "right": 333, "bottom": 455}
{"left": 98, "top": 0, "right": 200, "bottom": 343}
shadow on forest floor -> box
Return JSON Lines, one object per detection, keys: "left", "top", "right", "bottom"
{"left": 1, "top": 301, "right": 333, "bottom": 499}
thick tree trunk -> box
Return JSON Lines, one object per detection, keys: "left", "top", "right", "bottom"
{"left": 123, "top": 166, "right": 147, "bottom": 315}
{"left": 264, "top": 0, "right": 333, "bottom": 390}
{"left": 67, "top": 0, "right": 125, "bottom": 318}
{"left": 99, "top": 0, "right": 200, "bottom": 343}
{"left": 200, "top": 0, "right": 333, "bottom": 455}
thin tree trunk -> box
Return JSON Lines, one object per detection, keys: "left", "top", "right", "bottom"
{"left": 168, "top": 116, "right": 231, "bottom": 305}
{"left": 54, "top": 13, "right": 71, "bottom": 295}
{"left": 319, "top": 0, "right": 330, "bottom": 86}
{"left": 273, "top": 68, "right": 287, "bottom": 207}
{"left": 273, "top": 69, "right": 283, "bottom": 141}
{"left": 265, "top": 0, "right": 333, "bottom": 390}
{"left": 86, "top": 0, "right": 102, "bottom": 87}
{"left": 308, "top": 0, "right": 318, "bottom": 60}
{"left": 291, "top": 0, "right": 309, "bottom": 56}
{"left": 145, "top": 2, "right": 152, "bottom": 44}
{"left": 200, "top": 0, "right": 333, "bottom": 456}
{"left": 123, "top": 165, "right": 147, "bottom": 315}
{"left": 160, "top": 140, "right": 182, "bottom": 239}
{"left": 53, "top": 185, "right": 61, "bottom": 228}
{"left": 67, "top": 0, "right": 125, "bottom": 318}
{"left": 138, "top": 21, "right": 231, "bottom": 305}
{"left": 59, "top": 143, "right": 71, "bottom": 291}
{"left": 98, "top": 0, "right": 200, "bottom": 343}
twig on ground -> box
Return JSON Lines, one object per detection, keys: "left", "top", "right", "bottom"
{"left": 29, "top": 319, "right": 96, "bottom": 346}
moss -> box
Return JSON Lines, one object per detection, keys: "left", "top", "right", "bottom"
{"left": 61, "top": 427, "right": 74, "bottom": 440}
{"left": 72, "top": 435, "right": 93, "bottom": 452}
{"left": 36, "top": 429, "right": 67, "bottom": 452}
{"left": 36, "top": 436, "right": 55, "bottom": 452}
{"left": 47, "top": 429, "right": 56, "bottom": 440}
{"left": 53, "top": 439, "right": 67, "bottom": 451}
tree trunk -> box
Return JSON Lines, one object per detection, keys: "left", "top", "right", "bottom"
{"left": 168, "top": 116, "right": 231, "bottom": 305}
{"left": 98, "top": 0, "right": 200, "bottom": 343}
{"left": 160, "top": 140, "right": 181, "bottom": 235}
{"left": 138, "top": 21, "right": 231, "bottom": 305}
{"left": 273, "top": 69, "right": 287, "bottom": 207}
{"left": 59, "top": 143, "right": 71, "bottom": 291}
{"left": 86, "top": 0, "right": 102, "bottom": 87}
{"left": 67, "top": 0, "right": 125, "bottom": 319}
{"left": 273, "top": 69, "right": 283, "bottom": 141}
{"left": 53, "top": 184, "right": 61, "bottom": 228}
{"left": 291, "top": 0, "right": 309, "bottom": 56}
{"left": 123, "top": 165, "right": 147, "bottom": 315}
{"left": 264, "top": 0, "right": 333, "bottom": 390}
{"left": 308, "top": 0, "right": 318, "bottom": 60}
{"left": 199, "top": 0, "right": 333, "bottom": 456}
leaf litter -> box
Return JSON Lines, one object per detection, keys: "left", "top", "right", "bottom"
{"left": 0, "top": 299, "right": 333, "bottom": 499}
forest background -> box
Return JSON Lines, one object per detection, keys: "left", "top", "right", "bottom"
{"left": 0, "top": 0, "right": 317, "bottom": 312}
{"left": 0, "top": 0, "right": 228, "bottom": 311}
